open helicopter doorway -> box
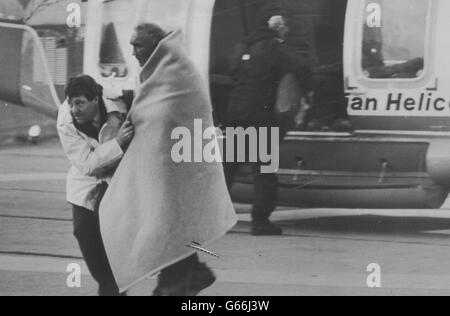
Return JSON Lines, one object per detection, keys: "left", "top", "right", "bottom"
{"left": 209, "top": 0, "right": 349, "bottom": 132}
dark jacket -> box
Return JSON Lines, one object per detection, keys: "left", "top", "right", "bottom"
{"left": 226, "top": 27, "right": 313, "bottom": 125}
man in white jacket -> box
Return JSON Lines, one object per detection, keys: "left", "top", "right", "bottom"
{"left": 57, "top": 75, "right": 133, "bottom": 296}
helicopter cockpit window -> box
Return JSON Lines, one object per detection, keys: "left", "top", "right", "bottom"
{"left": 98, "top": 0, "right": 136, "bottom": 78}
{"left": 362, "top": 0, "right": 429, "bottom": 79}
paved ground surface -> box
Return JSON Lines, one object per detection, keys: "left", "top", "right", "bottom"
{"left": 2, "top": 139, "right": 450, "bottom": 296}
{"left": 2, "top": 108, "right": 450, "bottom": 296}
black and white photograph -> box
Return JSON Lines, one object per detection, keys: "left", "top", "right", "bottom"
{"left": 1, "top": 0, "right": 450, "bottom": 300}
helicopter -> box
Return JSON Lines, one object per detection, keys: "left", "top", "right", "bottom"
{"left": 1, "top": 0, "right": 450, "bottom": 209}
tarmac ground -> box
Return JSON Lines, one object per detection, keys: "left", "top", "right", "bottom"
{"left": 2, "top": 140, "right": 450, "bottom": 296}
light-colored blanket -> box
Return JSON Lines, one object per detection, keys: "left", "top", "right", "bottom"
{"left": 99, "top": 30, "right": 237, "bottom": 292}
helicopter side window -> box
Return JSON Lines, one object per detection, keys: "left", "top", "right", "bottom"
{"left": 98, "top": 0, "right": 136, "bottom": 79}
{"left": 361, "top": 0, "right": 429, "bottom": 79}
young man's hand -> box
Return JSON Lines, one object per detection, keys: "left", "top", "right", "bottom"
{"left": 116, "top": 121, "right": 135, "bottom": 150}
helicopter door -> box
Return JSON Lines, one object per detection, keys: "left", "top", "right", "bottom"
{"left": 209, "top": 0, "right": 266, "bottom": 125}
{"left": 344, "top": 0, "right": 444, "bottom": 131}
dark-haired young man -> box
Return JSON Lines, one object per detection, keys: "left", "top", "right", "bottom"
{"left": 57, "top": 75, "right": 133, "bottom": 296}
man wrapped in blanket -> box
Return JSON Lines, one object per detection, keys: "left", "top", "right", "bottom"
{"left": 99, "top": 24, "right": 237, "bottom": 295}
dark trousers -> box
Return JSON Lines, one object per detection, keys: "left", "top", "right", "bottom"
{"left": 224, "top": 114, "right": 281, "bottom": 224}
{"left": 72, "top": 185, "right": 119, "bottom": 296}
{"left": 155, "top": 254, "right": 200, "bottom": 295}
{"left": 225, "top": 162, "right": 278, "bottom": 224}
{"left": 159, "top": 254, "right": 199, "bottom": 282}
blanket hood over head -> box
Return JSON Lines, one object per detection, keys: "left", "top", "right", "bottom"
{"left": 100, "top": 29, "right": 237, "bottom": 291}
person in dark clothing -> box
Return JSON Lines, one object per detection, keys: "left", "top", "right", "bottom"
{"left": 72, "top": 182, "right": 116, "bottom": 296}
{"left": 225, "top": 2, "right": 314, "bottom": 236}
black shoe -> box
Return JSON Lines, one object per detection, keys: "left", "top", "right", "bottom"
{"left": 331, "top": 118, "right": 353, "bottom": 132}
{"left": 152, "top": 273, "right": 185, "bottom": 296}
{"left": 98, "top": 284, "right": 121, "bottom": 296}
{"left": 306, "top": 119, "right": 325, "bottom": 132}
{"left": 186, "top": 262, "right": 217, "bottom": 296}
{"left": 152, "top": 287, "right": 169, "bottom": 296}
{"left": 306, "top": 119, "right": 328, "bottom": 132}
{"left": 153, "top": 262, "right": 216, "bottom": 296}
{"left": 251, "top": 221, "right": 283, "bottom": 236}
